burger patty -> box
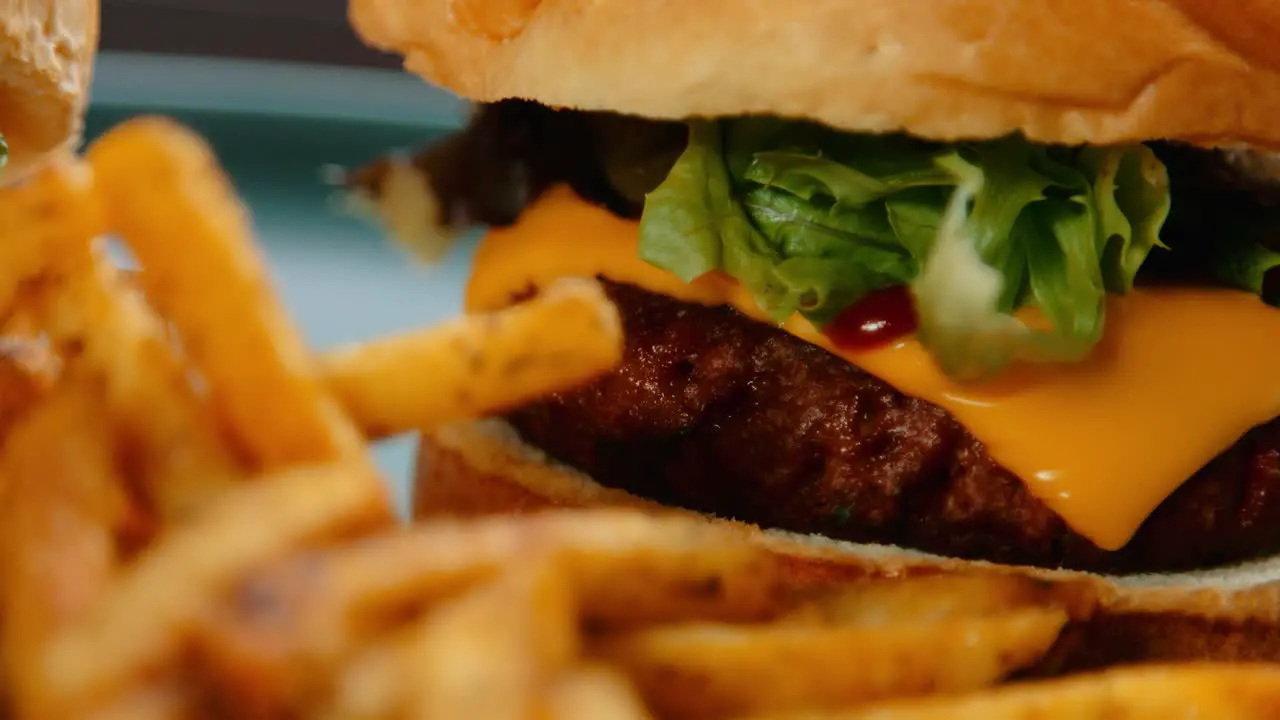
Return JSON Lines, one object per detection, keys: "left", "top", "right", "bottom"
{"left": 508, "top": 281, "right": 1280, "bottom": 574}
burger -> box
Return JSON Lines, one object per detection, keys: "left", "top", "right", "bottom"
{"left": 347, "top": 0, "right": 1280, "bottom": 666}
{"left": 0, "top": 0, "right": 97, "bottom": 181}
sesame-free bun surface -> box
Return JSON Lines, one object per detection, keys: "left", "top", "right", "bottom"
{"left": 0, "top": 0, "right": 98, "bottom": 179}
{"left": 415, "top": 419, "right": 1280, "bottom": 668}
{"left": 350, "top": 0, "right": 1280, "bottom": 148}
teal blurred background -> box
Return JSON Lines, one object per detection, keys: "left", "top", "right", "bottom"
{"left": 85, "top": 53, "right": 477, "bottom": 510}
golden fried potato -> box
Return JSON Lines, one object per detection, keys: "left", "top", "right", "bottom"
{"left": 328, "top": 560, "right": 577, "bottom": 720}
{"left": 595, "top": 609, "right": 1067, "bottom": 718}
{"left": 79, "top": 679, "right": 196, "bottom": 720}
{"left": 781, "top": 574, "right": 1093, "bottom": 626}
{"left": 194, "top": 511, "right": 782, "bottom": 716}
{"left": 28, "top": 461, "right": 389, "bottom": 717}
{"left": 546, "top": 665, "right": 654, "bottom": 720}
{"left": 3, "top": 148, "right": 240, "bottom": 522}
{"left": 0, "top": 380, "right": 134, "bottom": 716}
{"left": 0, "top": 336, "right": 58, "bottom": 440}
{"left": 752, "top": 664, "right": 1280, "bottom": 720}
{"left": 0, "top": 151, "right": 237, "bottom": 523}
{"left": 37, "top": 241, "right": 240, "bottom": 522}
{"left": 87, "top": 117, "right": 366, "bottom": 470}
{"left": 0, "top": 159, "right": 103, "bottom": 323}
{"left": 320, "top": 277, "right": 622, "bottom": 438}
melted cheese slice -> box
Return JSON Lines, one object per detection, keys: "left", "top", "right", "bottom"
{"left": 466, "top": 186, "right": 1280, "bottom": 551}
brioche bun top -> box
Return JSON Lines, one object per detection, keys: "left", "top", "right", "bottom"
{"left": 350, "top": 0, "right": 1280, "bottom": 148}
{"left": 0, "top": 0, "right": 98, "bottom": 179}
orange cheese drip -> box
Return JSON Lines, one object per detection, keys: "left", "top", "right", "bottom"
{"left": 466, "top": 186, "right": 1280, "bottom": 551}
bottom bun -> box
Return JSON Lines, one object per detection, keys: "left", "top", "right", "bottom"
{"left": 415, "top": 419, "right": 1280, "bottom": 669}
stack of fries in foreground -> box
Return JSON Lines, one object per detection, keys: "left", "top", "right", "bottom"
{"left": 0, "top": 115, "right": 1278, "bottom": 719}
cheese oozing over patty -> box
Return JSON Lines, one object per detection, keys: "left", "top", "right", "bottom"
{"left": 465, "top": 186, "right": 1280, "bottom": 551}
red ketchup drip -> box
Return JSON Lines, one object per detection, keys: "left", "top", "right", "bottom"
{"left": 822, "top": 285, "right": 918, "bottom": 351}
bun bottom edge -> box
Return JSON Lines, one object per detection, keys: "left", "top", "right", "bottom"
{"left": 414, "top": 419, "right": 1280, "bottom": 667}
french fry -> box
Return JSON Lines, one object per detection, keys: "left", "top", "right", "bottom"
{"left": 0, "top": 336, "right": 57, "bottom": 439}
{"left": 0, "top": 158, "right": 103, "bottom": 323}
{"left": 82, "top": 680, "right": 196, "bottom": 720}
{"left": 546, "top": 665, "right": 655, "bottom": 720}
{"left": 751, "top": 664, "right": 1280, "bottom": 720}
{"left": 192, "top": 529, "right": 497, "bottom": 719}
{"left": 398, "top": 559, "right": 578, "bottom": 719}
{"left": 595, "top": 609, "right": 1067, "bottom": 719}
{"left": 320, "top": 277, "right": 623, "bottom": 439}
{"left": 0, "top": 156, "right": 238, "bottom": 522}
{"left": 328, "top": 560, "right": 578, "bottom": 720}
{"left": 0, "top": 300, "right": 46, "bottom": 338}
{"left": 550, "top": 513, "right": 783, "bottom": 627}
{"left": 781, "top": 574, "right": 1093, "bottom": 626}
{"left": 87, "top": 117, "right": 366, "bottom": 470}
{"left": 35, "top": 228, "right": 240, "bottom": 523}
{"left": 27, "top": 461, "right": 390, "bottom": 717}
{"left": 0, "top": 380, "right": 134, "bottom": 715}
{"left": 193, "top": 511, "right": 782, "bottom": 715}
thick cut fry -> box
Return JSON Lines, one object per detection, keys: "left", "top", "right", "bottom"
{"left": 781, "top": 574, "right": 1093, "bottom": 626}
{"left": 83, "top": 680, "right": 195, "bottom": 720}
{"left": 87, "top": 117, "right": 366, "bottom": 469}
{"left": 37, "top": 238, "right": 240, "bottom": 522}
{"left": 594, "top": 609, "right": 1068, "bottom": 719}
{"left": 27, "top": 461, "right": 390, "bottom": 718}
{"left": 546, "top": 665, "right": 654, "bottom": 720}
{"left": 194, "top": 511, "right": 782, "bottom": 716}
{"left": 327, "top": 560, "right": 578, "bottom": 720}
{"left": 753, "top": 664, "right": 1280, "bottom": 720}
{"left": 320, "top": 277, "right": 623, "bottom": 439}
{"left": 0, "top": 336, "right": 57, "bottom": 438}
{"left": 0, "top": 159, "right": 103, "bottom": 322}
{"left": 12, "top": 154, "right": 238, "bottom": 521}
{"left": 0, "top": 381, "right": 135, "bottom": 715}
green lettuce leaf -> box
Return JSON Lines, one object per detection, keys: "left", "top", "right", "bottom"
{"left": 637, "top": 119, "right": 1172, "bottom": 378}
{"left": 913, "top": 143, "right": 1171, "bottom": 378}
{"left": 1204, "top": 212, "right": 1280, "bottom": 306}
{"left": 636, "top": 122, "right": 730, "bottom": 283}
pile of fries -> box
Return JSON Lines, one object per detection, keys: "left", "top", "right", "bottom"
{"left": 0, "top": 116, "right": 1278, "bottom": 719}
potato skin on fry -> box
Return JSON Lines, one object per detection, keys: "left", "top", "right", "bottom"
{"left": 758, "top": 664, "right": 1280, "bottom": 720}
{"left": 0, "top": 380, "right": 135, "bottom": 717}
{"left": 0, "top": 337, "right": 57, "bottom": 436}
{"left": 545, "top": 665, "right": 655, "bottom": 720}
{"left": 330, "top": 561, "right": 578, "bottom": 719}
{"left": 319, "top": 277, "right": 622, "bottom": 438}
{"left": 192, "top": 510, "right": 787, "bottom": 716}
{"left": 593, "top": 609, "right": 1067, "bottom": 718}
{"left": 35, "top": 224, "right": 241, "bottom": 523}
{"left": 87, "top": 117, "right": 368, "bottom": 471}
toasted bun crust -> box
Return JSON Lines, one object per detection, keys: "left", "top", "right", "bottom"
{"left": 415, "top": 420, "right": 1280, "bottom": 667}
{"left": 351, "top": 0, "right": 1280, "bottom": 148}
{"left": 0, "top": 0, "right": 98, "bottom": 179}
